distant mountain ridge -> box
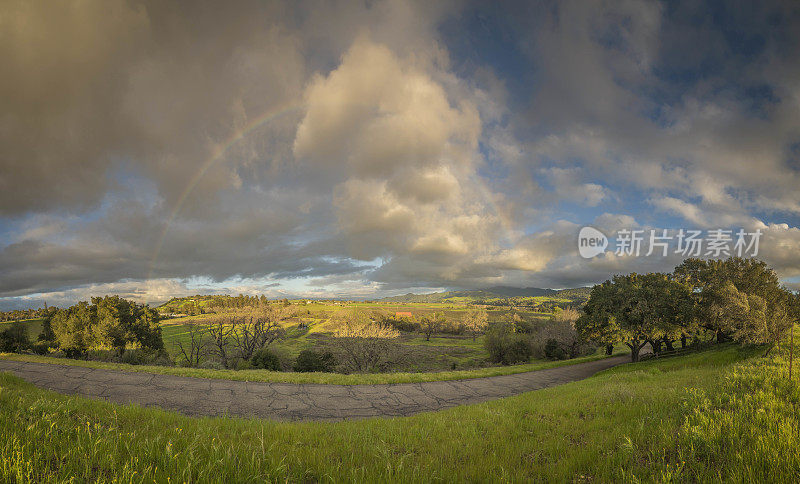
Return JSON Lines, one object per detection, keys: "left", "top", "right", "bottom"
{"left": 377, "top": 286, "right": 590, "bottom": 303}
{"left": 482, "top": 286, "right": 558, "bottom": 297}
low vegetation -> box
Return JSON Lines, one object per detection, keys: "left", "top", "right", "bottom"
{"left": 1, "top": 292, "right": 593, "bottom": 376}
{"left": 2, "top": 338, "right": 796, "bottom": 481}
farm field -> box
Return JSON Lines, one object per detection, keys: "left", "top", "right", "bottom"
{"left": 2, "top": 340, "right": 794, "bottom": 482}
{"left": 0, "top": 318, "right": 43, "bottom": 340}
{"left": 156, "top": 299, "right": 562, "bottom": 372}
{"left": 0, "top": 295, "right": 600, "bottom": 381}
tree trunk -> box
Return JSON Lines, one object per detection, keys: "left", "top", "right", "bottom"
{"left": 630, "top": 342, "right": 640, "bottom": 362}
{"left": 664, "top": 338, "right": 674, "bottom": 352}
{"left": 605, "top": 344, "right": 613, "bottom": 356}
{"left": 716, "top": 330, "right": 727, "bottom": 343}
{"left": 650, "top": 339, "right": 662, "bottom": 354}
{"left": 681, "top": 333, "right": 687, "bottom": 348}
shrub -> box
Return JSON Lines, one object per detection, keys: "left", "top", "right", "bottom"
{"left": 85, "top": 349, "right": 116, "bottom": 362}
{"left": 0, "top": 322, "right": 30, "bottom": 353}
{"left": 544, "top": 338, "right": 568, "bottom": 360}
{"left": 387, "top": 318, "right": 420, "bottom": 332}
{"left": 440, "top": 321, "right": 466, "bottom": 335}
{"left": 30, "top": 342, "right": 50, "bottom": 355}
{"left": 120, "top": 350, "right": 142, "bottom": 366}
{"left": 118, "top": 348, "right": 173, "bottom": 366}
{"left": 541, "top": 309, "right": 595, "bottom": 358}
{"left": 505, "top": 338, "right": 534, "bottom": 364}
{"left": 485, "top": 323, "right": 533, "bottom": 365}
{"left": 294, "top": 349, "right": 336, "bottom": 372}
{"left": 199, "top": 360, "right": 224, "bottom": 370}
{"left": 513, "top": 319, "right": 535, "bottom": 334}
{"left": 251, "top": 348, "right": 281, "bottom": 371}
{"left": 62, "top": 347, "right": 86, "bottom": 359}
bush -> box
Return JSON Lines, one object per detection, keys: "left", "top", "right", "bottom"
{"left": 199, "top": 360, "right": 224, "bottom": 370}
{"left": 0, "top": 322, "right": 30, "bottom": 353}
{"left": 439, "top": 321, "right": 466, "bottom": 335}
{"left": 250, "top": 348, "right": 281, "bottom": 371}
{"left": 505, "top": 338, "right": 534, "bottom": 364}
{"left": 30, "top": 342, "right": 50, "bottom": 355}
{"left": 293, "top": 349, "right": 336, "bottom": 372}
{"left": 62, "top": 347, "right": 86, "bottom": 359}
{"left": 120, "top": 350, "right": 142, "bottom": 366}
{"left": 387, "top": 318, "right": 420, "bottom": 332}
{"left": 118, "top": 348, "right": 173, "bottom": 366}
{"left": 540, "top": 309, "right": 595, "bottom": 359}
{"left": 513, "top": 319, "right": 535, "bottom": 334}
{"left": 85, "top": 349, "right": 116, "bottom": 362}
{"left": 544, "top": 339, "right": 568, "bottom": 360}
{"left": 485, "top": 323, "right": 533, "bottom": 365}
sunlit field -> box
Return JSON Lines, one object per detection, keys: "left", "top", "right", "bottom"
{"left": 3, "top": 339, "right": 796, "bottom": 482}
{"left": 156, "top": 300, "right": 555, "bottom": 369}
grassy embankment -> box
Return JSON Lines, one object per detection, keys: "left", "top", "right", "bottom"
{"left": 0, "top": 350, "right": 615, "bottom": 385}
{"left": 2, "top": 339, "right": 797, "bottom": 481}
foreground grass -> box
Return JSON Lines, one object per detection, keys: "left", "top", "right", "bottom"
{"left": 0, "top": 351, "right": 615, "bottom": 385}
{"left": 4, "top": 343, "right": 793, "bottom": 482}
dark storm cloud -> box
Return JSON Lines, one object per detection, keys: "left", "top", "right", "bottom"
{"left": 2, "top": 0, "right": 800, "bottom": 308}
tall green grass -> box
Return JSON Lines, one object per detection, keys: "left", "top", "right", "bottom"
{"left": 665, "top": 343, "right": 800, "bottom": 482}
{"left": 2, "top": 343, "right": 791, "bottom": 482}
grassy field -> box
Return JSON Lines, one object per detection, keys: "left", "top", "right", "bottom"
{"left": 2, "top": 303, "right": 556, "bottom": 372}
{"left": 0, "top": 301, "right": 604, "bottom": 378}
{"left": 0, "top": 318, "right": 43, "bottom": 339}
{"left": 2, "top": 340, "right": 794, "bottom": 481}
{"left": 157, "top": 301, "right": 554, "bottom": 370}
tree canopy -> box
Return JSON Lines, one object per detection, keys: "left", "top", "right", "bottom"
{"left": 578, "top": 258, "right": 797, "bottom": 361}
{"left": 49, "top": 296, "right": 163, "bottom": 354}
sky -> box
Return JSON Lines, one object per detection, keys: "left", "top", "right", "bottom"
{"left": 2, "top": 0, "right": 800, "bottom": 310}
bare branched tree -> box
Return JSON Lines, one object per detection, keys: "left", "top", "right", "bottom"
{"left": 420, "top": 312, "right": 445, "bottom": 341}
{"left": 542, "top": 308, "right": 591, "bottom": 358}
{"left": 205, "top": 316, "right": 235, "bottom": 369}
{"left": 329, "top": 309, "right": 402, "bottom": 372}
{"left": 174, "top": 322, "right": 208, "bottom": 367}
{"left": 464, "top": 308, "right": 489, "bottom": 341}
{"left": 230, "top": 307, "right": 287, "bottom": 361}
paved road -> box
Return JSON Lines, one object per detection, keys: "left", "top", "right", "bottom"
{"left": 0, "top": 356, "right": 628, "bottom": 421}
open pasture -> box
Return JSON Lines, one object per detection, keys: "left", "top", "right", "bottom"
{"left": 156, "top": 299, "right": 560, "bottom": 371}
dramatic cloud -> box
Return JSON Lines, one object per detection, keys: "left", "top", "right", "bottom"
{"left": 2, "top": 0, "right": 800, "bottom": 309}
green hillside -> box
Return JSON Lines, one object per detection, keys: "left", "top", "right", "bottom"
{"left": 379, "top": 286, "right": 592, "bottom": 306}
{"left": 3, "top": 342, "right": 795, "bottom": 481}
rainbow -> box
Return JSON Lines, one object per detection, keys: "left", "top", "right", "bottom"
{"left": 147, "top": 102, "right": 303, "bottom": 280}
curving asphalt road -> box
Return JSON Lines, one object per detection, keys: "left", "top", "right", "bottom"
{"left": 0, "top": 356, "right": 628, "bottom": 421}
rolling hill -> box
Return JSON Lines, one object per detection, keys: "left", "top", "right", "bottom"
{"left": 378, "top": 286, "right": 592, "bottom": 304}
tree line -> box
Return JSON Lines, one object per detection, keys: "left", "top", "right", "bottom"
{"left": 0, "top": 306, "right": 52, "bottom": 322}
{"left": 576, "top": 257, "right": 800, "bottom": 362}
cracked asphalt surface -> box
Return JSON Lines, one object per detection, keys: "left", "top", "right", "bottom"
{"left": 0, "top": 356, "right": 628, "bottom": 421}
